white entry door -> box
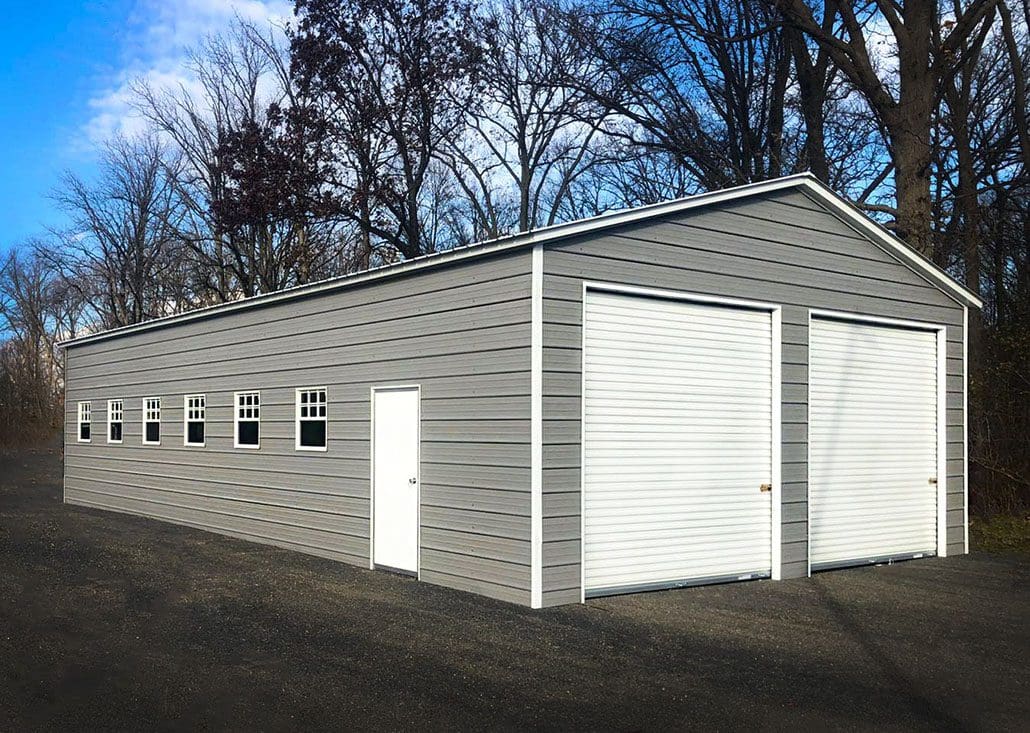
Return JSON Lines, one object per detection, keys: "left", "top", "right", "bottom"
{"left": 582, "top": 289, "right": 775, "bottom": 596}
{"left": 809, "top": 318, "right": 940, "bottom": 568}
{"left": 372, "top": 386, "right": 420, "bottom": 573}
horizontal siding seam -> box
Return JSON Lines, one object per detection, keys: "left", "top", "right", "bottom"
{"left": 613, "top": 226, "right": 936, "bottom": 291}
{"left": 544, "top": 259, "right": 961, "bottom": 313}
{"left": 67, "top": 454, "right": 368, "bottom": 480}
{"left": 420, "top": 542, "right": 530, "bottom": 566}
{"left": 418, "top": 567, "right": 529, "bottom": 594}
{"left": 73, "top": 318, "right": 533, "bottom": 376}
{"left": 65, "top": 486, "right": 368, "bottom": 540}
{"left": 66, "top": 496, "right": 368, "bottom": 564}
{"left": 66, "top": 474, "right": 368, "bottom": 518}
{"left": 66, "top": 467, "right": 365, "bottom": 498}
{"left": 73, "top": 263, "right": 532, "bottom": 359}
{"left": 70, "top": 345, "right": 530, "bottom": 391}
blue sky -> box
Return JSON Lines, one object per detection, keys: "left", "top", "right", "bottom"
{"left": 0, "top": 0, "right": 290, "bottom": 247}
{"left": 0, "top": 1, "right": 133, "bottom": 243}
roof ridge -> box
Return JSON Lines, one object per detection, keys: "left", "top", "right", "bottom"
{"left": 59, "top": 173, "right": 977, "bottom": 349}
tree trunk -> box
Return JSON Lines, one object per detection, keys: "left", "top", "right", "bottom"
{"left": 889, "top": 0, "right": 936, "bottom": 256}
{"left": 788, "top": 26, "right": 830, "bottom": 182}
{"left": 890, "top": 127, "right": 934, "bottom": 255}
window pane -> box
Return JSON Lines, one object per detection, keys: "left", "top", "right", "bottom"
{"left": 80, "top": 424, "right": 90, "bottom": 440}
{"left": 110, "top": 423, "right": 122, "bottom": 441}
{"left": 145, "top": 422, "right": 160, "bottom": 443}
{"left": 299, "top": 420, "right": 326, "bottom": 448}
{"left": 187, "top": 422, "right": 205, "bottom": 445}
{"left": 237, "top": 421, "right": 259, "bottom": 446}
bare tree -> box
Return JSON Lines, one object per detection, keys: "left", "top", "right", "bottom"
{"left": 563, "top": 0, "right": 800, "bottom": 191}
{"left": 440, "top": 0, "right": 610, "bottom": 239}
{"left": 48, "top": 134, "right": 186, "bottom": 329}
{"left": 133, "top": 20, "right": 343, "bottom": 299}
{"left": 289, "top": 0, "right": 484, "bottom": 259}
{"left": 0, "top": 248, "right": 73, "bottom": 444}
{"left": 775, "top": 0, "right": 1000, "bottom": 256}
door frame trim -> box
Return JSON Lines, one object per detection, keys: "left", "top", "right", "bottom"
{"left": 579, "top": 281, "right": 783, "bottom": 602}
{"left": 369, "top": 383, "right": 422, "bottom": 579}
{"left": 806, "top": 309, "right": 949, "bottom": 573}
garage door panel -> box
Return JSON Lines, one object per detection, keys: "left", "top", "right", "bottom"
{"left": 583, "top": 290, "right": 774, "bottom": 594}
{"left": 809, "top": 317, "right": 938, "bottom": 568}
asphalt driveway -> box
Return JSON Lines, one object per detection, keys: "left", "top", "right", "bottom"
{"left": 1, "top": 443, "right": 1027, "bottom": 731}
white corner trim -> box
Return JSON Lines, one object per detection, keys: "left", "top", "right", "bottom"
{"left": 963, "top": 306, "right": 969, "bottom": 554}
{"left": 805, "top": 311, "right": 813, "bottom": 578}
{"left": 368, "top": 386, "right": 376, "bottom": 571}
{"left": 579, "top": 281, "right": 588, "bottom": 605}
{"left": 771, "top": 307, "right": 783, "bottom": 581}
{"left": 530, "top": 244, "right": 544, "bottom": 609}
{"left": 937, "top": 327, "right": 949, "bottom": 558}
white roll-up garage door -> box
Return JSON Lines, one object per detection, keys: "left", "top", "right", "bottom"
{"left": 582, "top": 289, "right": 774, "bottom": 596}
{"left": 809, "top": 317, "right": 939, "bottom": 568}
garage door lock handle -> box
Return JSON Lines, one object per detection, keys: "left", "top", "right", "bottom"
{"left": 760, "top": 483, "right": 772, "bottom": 493}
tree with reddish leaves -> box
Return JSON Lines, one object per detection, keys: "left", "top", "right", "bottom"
{"left": 210, "top": 102, "right": 343, "bottom": 283}
{"left": 289, "top": 0, "right": 484, "bottom": 261}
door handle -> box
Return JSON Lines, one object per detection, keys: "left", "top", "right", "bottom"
{"left": 760, "top": 483, "right": 772, "bottom": 493}
{"left": 409, "top": 477, "right": 418, "bottom": 485}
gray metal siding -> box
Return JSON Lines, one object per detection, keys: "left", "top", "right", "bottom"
{"left": 65, "top": 251, "right": 532, "bottom": 605}
{"left": 540, "top": 189, "right": 966, "bottom": 606}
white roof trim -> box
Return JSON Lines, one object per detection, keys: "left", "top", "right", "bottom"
{"left": 60, "top": 172, "right": 979, "bottom": 348}
{"left": 795, "top": 179, "right": 982, "bottom": 309}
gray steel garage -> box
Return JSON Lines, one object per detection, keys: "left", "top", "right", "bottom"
{"left": 61, "top": 173, "right": 979, "bottom": 608}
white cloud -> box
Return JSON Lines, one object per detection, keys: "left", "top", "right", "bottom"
{"left": 81, "top": 0, "right": 293, "bottom": 146}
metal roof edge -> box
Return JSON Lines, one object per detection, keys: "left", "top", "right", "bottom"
{"left": 59, "top": 172, "right": 979, "bottom": 348}
{"left": 794, "top": 177, "right": 983, "bottom": 310}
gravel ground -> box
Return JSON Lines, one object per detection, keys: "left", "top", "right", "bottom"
{"left": 1, "top": 441, "right": 1027, "bottom": 732}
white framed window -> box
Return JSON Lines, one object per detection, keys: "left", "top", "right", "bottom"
{"left": 184, "top": 394, "right": 206, "bottom": 447}
{"left": 295, "top": 387, "right": 327, "bottom": 451}
{"left": 77, "top": 401, "right": 91, "bottom": 443}
{"left": 234, "top": 391, "right": 260, "bottom": 449}
{"left": 107, "top": 399, "right": 123, "bottom": 443}
{"left": 143, "top": 397, "right": 161, "bottom": 445}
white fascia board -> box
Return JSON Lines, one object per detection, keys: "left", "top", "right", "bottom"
{"left": 797, "top": 179, "right": 983, "bottom": 309}
{"left": 59, "top": 172, "right": 979, "bottom": 349}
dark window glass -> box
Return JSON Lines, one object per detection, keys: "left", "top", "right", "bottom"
{"left": 187, "top": 421, "right": 205, "bottom": 445}
{"left": 237, "top": 421, "right": 259, "bottom": 446}
{"left": 300, "top": 421, "right": 326, "bottom": 448}
{"left": 80, "top": 424, "right": 90, "bottom": 441}
{"left": 145, "top": 422, "right": 160, "bottom": 443}
{"left": 110, "top": 423, "right": 122, "bottom": 441}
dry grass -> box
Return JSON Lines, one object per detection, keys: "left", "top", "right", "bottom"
{"left": 970, "top": 514, "right": 1030, "bottom": 554}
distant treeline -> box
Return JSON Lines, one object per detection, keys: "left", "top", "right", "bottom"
{"left": 0, "top": 0, "right": 1026, "bottom": 512}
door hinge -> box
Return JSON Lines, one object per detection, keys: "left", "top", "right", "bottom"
{"left": 760, "top": 483, "right": 772, "bottom": 493}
